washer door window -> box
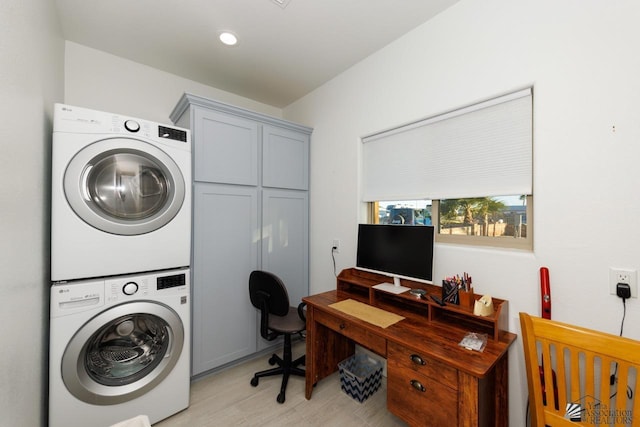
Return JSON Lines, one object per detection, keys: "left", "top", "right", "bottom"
{"left": 62, "top": 301, "right": 184, "bottom": 405}
{"left": 64, "top": 137, "right": 185, "bottom": 235}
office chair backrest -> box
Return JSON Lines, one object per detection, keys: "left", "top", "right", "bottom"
{"left": 249, "top": 270, "right": 290, "bottom": 316}
{"left": 249, "top": 271, "right": 293, "bottom": 341}
{"left": 519, "top": 312, "right": 640, "bottom": 427}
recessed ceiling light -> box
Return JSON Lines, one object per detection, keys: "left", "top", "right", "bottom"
{"left": 219, "top": 32, "right": 238, "bottom": 46}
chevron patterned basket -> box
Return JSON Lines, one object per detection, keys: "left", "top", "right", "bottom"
{"left": 338, "top": 354, "right": 383, "bottom": 403}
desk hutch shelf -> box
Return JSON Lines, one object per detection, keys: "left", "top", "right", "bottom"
{"left": 336, "top": 268, "right": 509, "bottom": 341}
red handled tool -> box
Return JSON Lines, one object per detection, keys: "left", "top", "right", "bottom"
{"left": 540, "top": 267, "right": 551, "bottom": 320}
{"left": 538, "top": 266, "right": 558, "bottom": 409}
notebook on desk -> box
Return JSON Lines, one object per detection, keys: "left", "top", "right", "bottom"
{"left": 329, "top": 299, "right": 405, "bottom": 328}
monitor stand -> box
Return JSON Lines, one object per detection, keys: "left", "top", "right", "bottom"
{"left": 372, "top": 276, "right": 410, "bottom": 294}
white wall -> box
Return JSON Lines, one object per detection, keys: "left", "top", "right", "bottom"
{"left": 284, "top": 0, "right": 640, "bottom": 424}
{"left": 65, "top": 42, "right": 282, "bottom": 123}
{"left": 0, "top": 0, "right": 64, "bottom": 425}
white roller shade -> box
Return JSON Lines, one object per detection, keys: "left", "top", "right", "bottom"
{"left": 362, "top": 88, "right": 532, "bottom": 201}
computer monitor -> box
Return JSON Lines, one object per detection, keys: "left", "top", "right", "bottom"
{"left": 356, "top": 224, "right": 434, "bottom": 293}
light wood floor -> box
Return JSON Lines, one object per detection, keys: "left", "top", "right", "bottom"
{"left": 155, "top": 342, "right": 407, "bottom": 426}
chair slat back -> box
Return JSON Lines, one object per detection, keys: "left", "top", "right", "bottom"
{"left": 520, "top": 312, "right": 640, "bottom": 426}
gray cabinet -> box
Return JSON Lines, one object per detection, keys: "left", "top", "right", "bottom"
{"left": 171, "top": 94, "right": 312, "bottom": 376}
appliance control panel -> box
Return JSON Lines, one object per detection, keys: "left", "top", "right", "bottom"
{"left": 53, "top": 103, "right": 190, "bottom": 147}
{"left": 104, "top": 269, "right": 189, "bottom": 303}
{"left": 50, "top": 269, "right": 189, "bottom": 312}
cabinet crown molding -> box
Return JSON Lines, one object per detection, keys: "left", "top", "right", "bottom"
{"left": 170, "top": 93, "right": 313, "bottom": 135}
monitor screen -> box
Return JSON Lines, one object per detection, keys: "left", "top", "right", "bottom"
{"left": 356, "top": 224, "right": 434, "bottom": 283}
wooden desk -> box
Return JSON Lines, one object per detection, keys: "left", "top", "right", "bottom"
{"left": 303, "top": 269, "right": 517, "bottom": 427}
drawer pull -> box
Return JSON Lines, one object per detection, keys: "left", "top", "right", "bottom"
{"left": 410, "top": 379, "right": 426, "bottom": 392}
{"left": 339, "top": 323, "right": 346, "bottom": 330}
{"left": 410, "top": 354, "right": 426, "bottom": 365}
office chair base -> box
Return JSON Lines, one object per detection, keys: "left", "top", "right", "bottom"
{"left": 250, "top": 350, "right": 305, "bottom": 403}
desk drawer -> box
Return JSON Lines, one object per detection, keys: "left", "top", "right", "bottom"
{"left": 315, "top": 309, "right": 387, "bottom": 356}
{"left": 388, "top": 341, "right": 457, "bottom": 391}
{"left": 387, "top": 366, "right": 458, "bottom": 427}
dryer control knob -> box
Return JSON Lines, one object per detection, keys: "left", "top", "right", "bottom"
{"left": 124, "top": 120, "right": 140, "bottom": 132}
{"left": 123, "top": 281, "right": 139, "bottom": 295}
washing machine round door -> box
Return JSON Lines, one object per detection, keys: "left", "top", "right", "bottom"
{"left": 64, "top": 137, "right": 185, "bottom": 235}
{"left": 61, "top": 301, "right": 184, "bottom": 405}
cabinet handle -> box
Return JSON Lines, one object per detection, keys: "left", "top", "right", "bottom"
{"left": 339, "top": 323, "right": 346, "bottom": 330}
{"left": 410, "top": 354, "right": 426, "bottom": 365}
{"left": 410, "top": 379, "right": 426, "bottom": 392}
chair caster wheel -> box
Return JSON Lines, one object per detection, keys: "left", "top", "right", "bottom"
{"left": 250, "top": 377, "right": 259, "bottom": 387}
{"left": 277, "top": 392, "right": 285, "bottom": 404}
{"left": 268, "top": 355, "right": 277, "bottom": 365}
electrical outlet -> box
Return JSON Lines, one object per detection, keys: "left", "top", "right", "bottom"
{"left": 332, "top": 239, "right": 340, "bottom": 254}
{"left": 609, "top": 268, "right": 638, "bottom": 298}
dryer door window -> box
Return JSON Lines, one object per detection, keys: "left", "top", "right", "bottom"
{"left": 64, "top": 137, "right": 186, "bottom": 235}
{"left": 86, "top": 151, "right": 170, "bottom": 221}
{"left": 61, "top": 301, "right": 184, "bottom": 405}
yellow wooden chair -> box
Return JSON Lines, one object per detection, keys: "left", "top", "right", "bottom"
{"left": 519, "top": 312, "right": 640, "bottom": 426}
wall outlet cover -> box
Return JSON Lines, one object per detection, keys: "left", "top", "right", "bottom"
{"left": 609, "top": 268, "right": 638, "bottom": 298}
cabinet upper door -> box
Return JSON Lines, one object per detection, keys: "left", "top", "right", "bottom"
{"left": 194, "top": 108, "right": 258, "bottom": 185}
{"left": 262, "top": 125, "right": 309, "bottom": 190}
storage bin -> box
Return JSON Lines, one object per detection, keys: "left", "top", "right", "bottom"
{"left": 338, "top": 353, "right": 383, "bottom": 403}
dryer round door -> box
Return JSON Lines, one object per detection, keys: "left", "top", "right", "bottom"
{"left": 64, "top": 137, "right": 186, "bottom": 235}
{"left": 61, "top": 301, "right": 184, "bottom": 405}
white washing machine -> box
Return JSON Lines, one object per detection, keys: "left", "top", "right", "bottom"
{"left": 51, "top": 104, "right": 191, "bottom": 281}
{"left": 49, "top": 268, "right": 190, "bottom": 427}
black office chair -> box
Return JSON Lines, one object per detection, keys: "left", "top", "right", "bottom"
{"left": 248, "top": 270, "right": 306, "bottom": 403}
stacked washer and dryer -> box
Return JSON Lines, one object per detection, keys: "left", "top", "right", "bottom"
{"left": 49, "top": 104, "right": 192, "bottom": 427}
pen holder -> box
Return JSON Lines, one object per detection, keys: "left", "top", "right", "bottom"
{"left": 442, "top": 280, "right": 459, "bottom": 304}
{"left": 458, "top": 289, "right": 474, "bottom": 309}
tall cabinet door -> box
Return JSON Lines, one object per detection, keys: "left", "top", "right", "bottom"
{"left": 259, "top": 188, "right": 308, "bottom": 350}
{"left": 192, "top": 183, "right": 259, "bottom": 375}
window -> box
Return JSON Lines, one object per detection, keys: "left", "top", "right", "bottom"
{"left": 362, "top": 88, "right": 533, "bottom": 250}
{"left": 373, "top": 200, "right": 433, "bottom": 225}
{"left": 370, "top": 196, "right": 532, "bottom": 250}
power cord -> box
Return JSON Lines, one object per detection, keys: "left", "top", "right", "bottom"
{"left": 609, "top": 285, "right": 633, "bottom": 400}
{"left": 619, "top": 293, "right": 627, "bottom": 336}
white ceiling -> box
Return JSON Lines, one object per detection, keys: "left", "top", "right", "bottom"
{"left": 54, "top": 0, "right": 459, "bottom": 108}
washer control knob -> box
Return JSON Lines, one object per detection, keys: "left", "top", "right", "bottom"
{"left": 124, "top": 120, "right": 140, "bottom": 132}
{"left": 123, "top": 281, "right": 139, "bottom": 295}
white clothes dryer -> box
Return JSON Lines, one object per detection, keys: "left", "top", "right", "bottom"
{"left": 51, "top": 104, "right": 191, "bottom": 281}
{"left": 49, "top": 268, "right": 190, "bottom": 427}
